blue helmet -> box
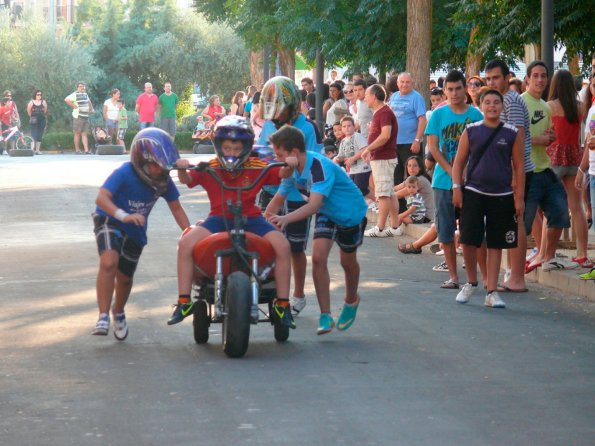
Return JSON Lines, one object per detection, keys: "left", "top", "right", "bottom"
{"left": 130, "top": 128, "right": 179, "bottom": 193}
{"left": 213, "top": 115, "right": 254, "bottom": 171}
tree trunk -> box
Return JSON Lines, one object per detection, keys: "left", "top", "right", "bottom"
{"left": 465, "top": 26, "right": 482, "bottom": 77}
{"left": 406, "top": 0, "right": 432, "bottom": 106}
{"left": 568, "top": 53, "right": 580, "bottom": 75}
{"left": 277, "top": 46, "right": 296, "bottom": 81}
{"left": 249, "top": 50, "right": 264, "bottom": 89}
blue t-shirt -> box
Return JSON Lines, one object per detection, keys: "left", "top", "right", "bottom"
{"left": 425, "top": 105, "right": 483, "bottom": 190}
{"left": 277, "top": 151, "right": 368, "bottom": 227}
{"left": 258, "top": 112, "right": 324, "bottom": 200}
{"left": 244, "top": 99, "right": 253, "bottom": 114}
{"left": 94, "top": 162, "right": 180, "bottom": 246}
{"left": 388, "top": 90, "right": 426, "bottom": 144}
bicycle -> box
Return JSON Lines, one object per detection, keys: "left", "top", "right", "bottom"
{"left": 1, "top": 125, "right": 34, "bottom": 155}
{"left": 180, "top": 161, "right": 290, "bottom": 358}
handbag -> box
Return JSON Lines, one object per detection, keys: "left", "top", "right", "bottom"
{"left": 464, "top": 122, "right": 504, "bottom": 185}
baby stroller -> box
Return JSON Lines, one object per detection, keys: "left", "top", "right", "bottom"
{"left": 92, "top": 126, "right": 125, "bottom": 155}
{"left": 92, "top": 127, "right": 111, "bottom": 148}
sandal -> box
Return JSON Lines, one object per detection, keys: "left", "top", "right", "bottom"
{"left": 440, "top": 279, "right": 459, "bottom": 289}
{"left": 398, "top": 243, "right": 422, "bottom": 254}
{"left": 572, "top": 257, "right": 595, "bottom": 268}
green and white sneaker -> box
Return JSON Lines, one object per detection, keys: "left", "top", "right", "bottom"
{"left": 167, "top": 301, "right": 194, "bottom": 325}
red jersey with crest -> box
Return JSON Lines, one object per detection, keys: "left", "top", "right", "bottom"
{"left": 186, "top": 158, "right": 281, "bottom": 218}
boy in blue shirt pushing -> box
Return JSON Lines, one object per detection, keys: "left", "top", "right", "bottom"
{"left": 266, "top": 125, "right": 368, "bottom": 335}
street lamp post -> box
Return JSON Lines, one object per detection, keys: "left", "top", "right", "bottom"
{"left": 541, "top": 0, "right": 554, "bottom": 74}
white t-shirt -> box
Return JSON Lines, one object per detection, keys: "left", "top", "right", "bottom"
{"left": 338, "top": 133, "right": 370, "bottom": 174}
{"left": 104, "top": 99, "right": 119, "bottom": 121}
{"left": 326, "top": 98, "right": 348, "bottom": 127}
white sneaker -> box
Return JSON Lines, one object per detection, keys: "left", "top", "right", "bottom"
{"left": 485, "top": 291, "right": 506, "bottom": 308}
{"left": 526, "top": 247, "right": 538, "bottom": 262}
{"left": 91, "top": 314, "right": 110, "bottom": 336}
{"left": 384, "top": 226, "right": 402, "bottom": 236}
{"left": 456, "top": 283, "right": 477, "bottom": 304}
{"left": 289, "top": 296, "right": 306, "bottom": 316}
{"left": 435, "top": 249, "right": 445, "bottom": 256}
{"left": 112, "top": 312, "right": 128, "bottom": 341}
{"left": 541, "top": 258, "right": 579, "bottom": 272}
{"left": 364, "top": 226, "right": 390, "bottom": 237}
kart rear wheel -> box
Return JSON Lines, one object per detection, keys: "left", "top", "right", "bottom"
{"left": 222, "top": 272, "right": 251, "bottom": 358}
{"left": 273, "top": 308, "right": 290, "bottom": 342}
{"left": 193, "top": 300, "right": 210, "bottom": 344}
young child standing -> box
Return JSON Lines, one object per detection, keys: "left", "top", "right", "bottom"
{"left": 92, "top": 128, "right": 190, "bottom": 339}
{"left": 117, "top": 99, "right": 128, "bottom": 151}
{"left": 335, "top": 116, "right": 371, "bottom": 197}
{"left": 398, "top": 176, "right": 429, "bottom": 224}
{"left": 268, "top": 125, "right": 368, "bottom": 335}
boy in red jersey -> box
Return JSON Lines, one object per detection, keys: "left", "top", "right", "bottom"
{"left": 170, "top": 116, "right": 296, "bottom": 329}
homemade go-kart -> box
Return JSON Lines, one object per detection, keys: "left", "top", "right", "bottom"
{"left": 180, "top": 161, "right": 290, "bottom": 358}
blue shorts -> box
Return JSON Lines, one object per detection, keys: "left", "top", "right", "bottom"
{"left": 93, "top": 214, "right": 144, "bottom": 277}
{"left": 200, "top": 215, "right": 277, "bottom": 237}
{"left": 434, "top": 188, "right": 458, "bottom": 243}
{"left": 139, "top": 122, "right": 154, "bottom": 130}
{"left": 106, "top": 119, "right": 118, "bottom": 129}
{"left": 524, "top": 169, "right": 570, "bottom": 235}
{"left": 313, "top": 214, "right": 366, "bottom": 253}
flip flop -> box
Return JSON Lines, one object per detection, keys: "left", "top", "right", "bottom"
{"left": 497, "top": 284, "right": 529, "bottom": 293}
{"left": 525, "top": 261, "right": 542, "bottom": 274}
{"left": 440, "top": 279, "right": 459, "bottom": 289}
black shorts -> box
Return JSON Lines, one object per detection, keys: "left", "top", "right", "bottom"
{"left": 259, "top": 190, "right": 311, "bottom": 254}
{"left": 93, "top": 214, "right": 144, "bottom": 277}
{"left": 459, "top": 189, "right": 517, "bottom": 250}
{"left": 349, "top": 171, "right": 371, "bottom": 197}
{"left": 313, "top": 215, "right": 367, "bottom": 253}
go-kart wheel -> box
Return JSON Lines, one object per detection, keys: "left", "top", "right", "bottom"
{"left": 274, "top": 320, "right": 289, "bottom": 342}
{"left": 272, "top": 308, "right": 290, "bottom": 342}
{"left": 192, "top": 300, "right": 210, "bottom": 344}
{"left": 222, "top": 271, "right": 251, "bottom": 358}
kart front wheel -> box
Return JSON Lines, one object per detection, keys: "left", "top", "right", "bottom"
{"left": 222, "top": 272, "right": 251, "bottom": 358}
{"left": 193, "top": 300, "right": 210, "bottom": 344}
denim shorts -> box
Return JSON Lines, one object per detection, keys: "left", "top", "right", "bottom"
{"left": 433, "top": 188, "right": 457, "bottom": 243}
{"left": 106, "top": 119, "right": 118, "bottom": 129}
{"left": 200, "top": 215, "right": 277, "bottom": 237}
{"left": 524, "top": 168, "right": 570, "bottom": 235}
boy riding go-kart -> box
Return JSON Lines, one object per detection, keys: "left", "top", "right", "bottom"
{"left": 171, "top": 116, "right": 296, "bottom": 357}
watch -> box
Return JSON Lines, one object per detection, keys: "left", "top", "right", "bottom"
{"left": 414, "top": 138, "right": 423, "bottom": 143}
{"left": 452, "top": 183, "right": 461, "bottom": 189}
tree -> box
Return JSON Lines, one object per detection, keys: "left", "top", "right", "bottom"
{"left": 0, "top": 11, "right": 100, "bottom": 130}
{"left": 450, "top": 0, "right": 595, "bottom": 75}
{"left": 407, "top": 0, "right": 432, "bottom": 105}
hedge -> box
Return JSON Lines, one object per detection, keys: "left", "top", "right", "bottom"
{"left": 41, "top": 131, "right": 196, "bottom": 152}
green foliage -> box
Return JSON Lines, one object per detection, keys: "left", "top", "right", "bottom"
{"left": 41, "top": 132, "right": 75, "bottom": 150}
{"left": 174, "top": 132, "right": 195, "bottom": 151}
{"left": 0, "top": 11, "right": 101, "bottom": 132}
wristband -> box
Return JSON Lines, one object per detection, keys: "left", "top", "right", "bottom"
{"left": 578, "top": 167, "right": 585, "bottom": 175}
{"left": 114, "top": 209, "right": 130, "bottom": 222}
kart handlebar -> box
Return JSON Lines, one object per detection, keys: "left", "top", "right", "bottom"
{"left": 175, "top": 162, "right": 288, "bottom": 192}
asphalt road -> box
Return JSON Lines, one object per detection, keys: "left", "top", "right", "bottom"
{"left": 1, "top": 154, "right": 594, "bottom": 446}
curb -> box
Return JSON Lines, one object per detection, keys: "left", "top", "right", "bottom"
{"left": 366, "top": 209, "right": 595, "bottom": 302}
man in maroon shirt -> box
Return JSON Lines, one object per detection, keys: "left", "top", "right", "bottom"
{"left": 360, "top": 84, "right": 400, "bottom": 237}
